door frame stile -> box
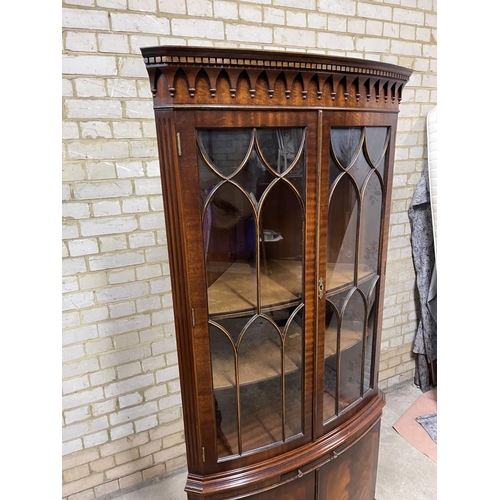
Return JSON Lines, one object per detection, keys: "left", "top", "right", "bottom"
{"left": 313, "top": 109, "right": 324, "bottom": 441}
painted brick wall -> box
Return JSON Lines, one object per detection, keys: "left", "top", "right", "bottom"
{"left": 62, "top": 1, "right": 437, "bottom": 498}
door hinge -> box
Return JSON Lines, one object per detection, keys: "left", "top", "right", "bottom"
{"left": 191, "top": 308, "right": 196, "bottom": 327}
{"left": 318, "top": 277, "right": 324, "bottom": 300}
{"left": 202, "top": 446, "right": 206, "bottom": 463}
{"left": 176, "top": 132, "right": 182, "bottom": 156}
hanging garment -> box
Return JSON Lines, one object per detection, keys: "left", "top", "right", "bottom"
{"left": 408, "top": 169, "right": 437, "bottom": 392}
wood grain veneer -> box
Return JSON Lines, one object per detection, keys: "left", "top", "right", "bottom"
{"left": 141, "top": 46, "right": 411, "bottom": 499}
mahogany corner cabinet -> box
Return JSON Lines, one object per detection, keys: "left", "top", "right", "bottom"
{"left": 141, "top": 46, "right": 412, "bottom": 500}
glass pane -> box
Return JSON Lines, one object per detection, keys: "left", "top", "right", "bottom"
{"left": 256, "top": 128, "right": 305, "bottom": 175}
{"left": 365, "top": 127, "right": 388, "bottom": 169}
{"left": 323, "top": 127, "right": 386, "bottom": 421}
{"left": 210, "top": 324, "right": 238, "bottom": 458}
{"left": 204, "top": 183, "right": 257, "bottom": 316}
{"left": 260, "top": 180, "right": 303, "bottom": 310}
{"left": 339, "top": 290, "right": 365, "bottom": 410}
{"left": 198, "top": 129, "right": 253, "bottom": 177}
{"left": 284, "top": 305, "right": 303, "bottom": 439}
{"left": 323, "top": 300, "right": 339, "bottom": 422}
{"left": 359, "top": 172, "right": 383, "bottom": 275}
{"left": 330, "top": 128, "right": 362, "bottom": 168}
{"left": 326, "top": 175, "right": 358, "bottom": 293}
{"left": 328, "top": 155, "right": 343, "bottom": 191}
{"left": 358, "top": 274, "right": 379, "bottom": 303}
{"left": 199, "top": 153, "right": 222, "bottom": 205}
{"left": 363, "top": 289, "right": 378, "bottom": 395}
{"left": 232, "top": 151, "right": 267, "bottom": 207}
{"left": 349, "top": 153, "right": 371, "bottom": 190}
{"left": 376, "top": 152, "right": 386, "bottom": 177}
{"left": 328, "top": 288, "right": 351, "bottom": 312}
{"left": 199, "top": 127, "right": 306, "bottom": 458}
{"left": 239, "top": 316, "right": 283, "bottom": 452}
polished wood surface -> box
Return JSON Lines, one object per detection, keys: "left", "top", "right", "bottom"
{"left": 317, "top": 421, "right": 381, "bottom": 500}
{"left": 141, "top": 46, "right": 411, "bottom": 111}
{"left": 141, "top": 47, "right": 411, "bottom": 499}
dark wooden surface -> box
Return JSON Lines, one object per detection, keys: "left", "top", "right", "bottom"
{"left": 142, "top": 47, "right": 411, "bottom": 500}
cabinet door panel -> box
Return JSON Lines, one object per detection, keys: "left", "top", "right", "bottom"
{"left": 186, "top": 113, "right": 316, "bottom": 469}
{"left": 318, "top": 116, "right": 392, "bottom": 433}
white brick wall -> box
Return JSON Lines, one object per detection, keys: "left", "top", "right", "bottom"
{"left": 62, "top": 1, "right": 437, "bottom": 498}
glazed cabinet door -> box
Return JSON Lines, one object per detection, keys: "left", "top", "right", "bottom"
{"left": 173, "top": 110, "right": 318, "bottom": 474}
{"left": 316, "top": 112, "right": 398, "bottom": 436}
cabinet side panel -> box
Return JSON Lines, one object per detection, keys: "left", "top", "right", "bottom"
{"left": 317, "top": 420, "right": 381, "bottom": 500}
{"left": 154, "top": 109, "right": 202, "bottom": 471}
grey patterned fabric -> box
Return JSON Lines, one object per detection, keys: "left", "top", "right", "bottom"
{"left": 408, "top": 169, "right": 437, "bottom": 392}
{"left": 416, "top": 413, "right": 437, "bottom": 443}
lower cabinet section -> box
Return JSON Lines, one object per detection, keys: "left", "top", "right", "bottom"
{"left": 251, "top": 421, "right": 380, "bottom": 500}
{"left": 250, "top": 474, "right": 316, "bottom": 500}
{"left": 316, "top": 421, "right": 380, "bottom": 500}
{"left": 187, "top": 419, "right": 381, "bottom": 500}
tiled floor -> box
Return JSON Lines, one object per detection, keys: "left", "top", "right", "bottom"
{"left": 111, "top": 382, "right": 436, "bottom": 500}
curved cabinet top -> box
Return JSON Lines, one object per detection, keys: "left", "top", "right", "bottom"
{"left": 140, "top": 46, "right": 412, "bottom": 111}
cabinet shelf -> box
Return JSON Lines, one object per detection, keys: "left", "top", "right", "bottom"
{"left": 211, "top": 320, "right": 364, "bottom": 390}
{"left": 215, "top": 370, "right": 303, "bottom": 458}
{"left": 207, "top": 259, "right": 376, "bottom": 319}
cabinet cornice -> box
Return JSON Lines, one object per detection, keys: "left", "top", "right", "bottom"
{"left": 141, "top": 46, "right": 412, "bottom": 110}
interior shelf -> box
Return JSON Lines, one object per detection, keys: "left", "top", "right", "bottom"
{"left": 215, "top": 370, "right": 304, "bottom": 458}
{"left": 211, "top": 320, "right": 365, "bottom": 390}
{"left": 207, "top": 259, "right": 376, "bottom": 319}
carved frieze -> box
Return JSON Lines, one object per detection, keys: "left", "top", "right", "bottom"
{"left": 141, "top": 47, "right": 412, "bottom": 109}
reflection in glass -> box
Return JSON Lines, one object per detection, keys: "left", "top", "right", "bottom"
{"left": 239, "top": 316, "right": 282, "bottom": 452}
{"left": 261, "top": 180, "right": 303, "bottom": 309}
{"left": 210, "top": 324, "right": 238, "bottom": 458}
{"left": 358, "top": 274, "right": 378, "bottom": 301}
{"left": 327, "top": 288, "right": 350, "bottom": 313}
{"left": 363, "top": 286, "right": 378, "bottom": 395}
{"left": 330, "top": 128, "right": 363, "bottom": 168}
{"left": 284, "top": 306, "right": 303, "bottom": 439}
{"left": 256, "top": 128, "right": 304, "bottom": 175}
{"left": 326, "top": 175, "right": 358, "bottom": 290}
{"left": 339, "top": 290, "right": 365, "bottom": 409}
{"left": 199, "top": 127, "right": 306, "bottom": 458}
{"left": 349, "top": 154, "right": 372, "bottom": 190}
{"left": 204, "top": 183, "right": 257, "bottom": 314}
{"left": 323, "top": 300, "right": 339, "bottom": 423}
{"left": 328, "top": 155, "right": 343, "bottom": 192}
{"left": 322, "top": 126, "right": 389, "bottom": 419}
{"left": 365, "top": 127, "right": 388, "bottom": 171}
{"left": 198, "top": 129, "right": 253, "bottom": 177}
{"left": 359, "top": 172, "right": 383, "bottom": 274}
